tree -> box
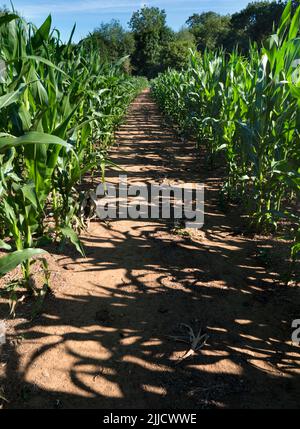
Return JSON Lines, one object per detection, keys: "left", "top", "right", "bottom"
{"left": 129, "top": 6, "right": 173, "bottom": 77}
{"left": 186, "top": 11, "right": 231, "bottom": 51}
{"left": 229, "top": 1, "right": 287, "bottom": 49}
{"left": 86, "top": 20, "right": 135, "bottom": 64}
{"left": 225, "top": 1, "right": 300, "bottom": 51}
{"left": 185, "top": 2, "right": 297, "bottom": 52}
{"left": 161, "top": 29, "right": 196, "bottom": 70}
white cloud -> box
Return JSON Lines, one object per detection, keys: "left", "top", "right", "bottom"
{"left": 15, "top": 0, "right": 141, "bottom": 19}
{"left": 14, "top": 0, "right": 250, "bottom": 20}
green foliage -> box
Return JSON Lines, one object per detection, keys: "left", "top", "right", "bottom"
{"left": 84, "top": 8, "right": 197, "bottom": 76}
{"left": 152, "top": 1, "right": 300, "bottom": 262}
{"left": 85, "top": 20, "right": 135, "bottom": 71}
{"left": 186, "top": 11, "right": 231, "bottom": 51}
{"left": 161, "top": 31, "right": 196, "bottom": 71}
{"left": 129, "top": 6, "right": 173, "bottom": 77}
{"left": 227, "top": 0, "right": 289, "bottom": 50}
{"left": 84, "top": 3, "right": 294, "bottom": 77}
{"left": 185, "top": 1, "right": 298, "bottom": 52}
{"left": 0, "top": 248, "right": 47, "bottom": 277}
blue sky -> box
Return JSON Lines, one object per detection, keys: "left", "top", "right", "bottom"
{"left": 5, "top": 1, "right": 251, "bottom": 42}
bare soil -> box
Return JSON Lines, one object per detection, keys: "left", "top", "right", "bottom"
{"left": 0, "top": 89, "right": 299, "bottom": 409}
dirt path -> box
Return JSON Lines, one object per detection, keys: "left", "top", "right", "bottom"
{"left": 1, "top": 89, "right": 300, "bottom": 409}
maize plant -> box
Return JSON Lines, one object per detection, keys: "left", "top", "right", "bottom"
{"left": 151, "top": 0, "right": 300, "bottom": 263}
{"left": 0, "top": 11, "right": 147, "bottom": 292}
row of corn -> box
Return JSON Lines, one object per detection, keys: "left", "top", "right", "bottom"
{"left": 0, "top": 12, "right": 146, "bottom": 294}
{"left": 151, "top": 1, "right": 300, "bottom": 265}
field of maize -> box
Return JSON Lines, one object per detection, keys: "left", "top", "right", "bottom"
{"left": 0, "top": 12, "right": 146, "bottom": 298}
{"left": 1, "top": 2, "right": 300, "bottom": 410}
{"left": 152, "top": 1, "right": 300, "bottom": 267}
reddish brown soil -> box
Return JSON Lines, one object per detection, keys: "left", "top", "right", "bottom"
{"left": 0, "top": 89, "right": 299, "bottom": 409}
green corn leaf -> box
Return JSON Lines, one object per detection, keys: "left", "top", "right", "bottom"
{"left": 26, "top": 55, "right": 70, "bottom": 77}
{"left": 18, "top": 103, "right": 32, "bottom": 131}
{"left": 60, "top": 226, "right": 85, "bottom": 256}
{"left": 291, "top": 242, "right": 300, "bottom": 260}
{"left": 6, "top": 56, "right": 70, "bottom": 77}
{"left": 21, "top": 184, "right": 39, "bottom": 209}
{"left": 288, "top": 4, "right": 300, "bottom": 40}
{"left": 53, "top": 104, "right": 80, "bottom": 139}
{"left": 31, "top": 15, "right": 52, "bottom": 50}
{"left": 66, "top": 23, "right": 76, "bottom": 47}
{"left": 0, "top": 84, "right": 26, "bottom": 110}
{"left": 0, "top": 131, "right": 72, "bottom": 153}
{"left": 278, "top": 1, "right": 292, "bottom": 40}
{"left": 0, "top": 240, "right": 11, "bottom": 250}
{"left": 0, "top": 13, "right": 19, "bottom": 27}
{"left": 0, "top": 248, "right": 47, "bottom": 277}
